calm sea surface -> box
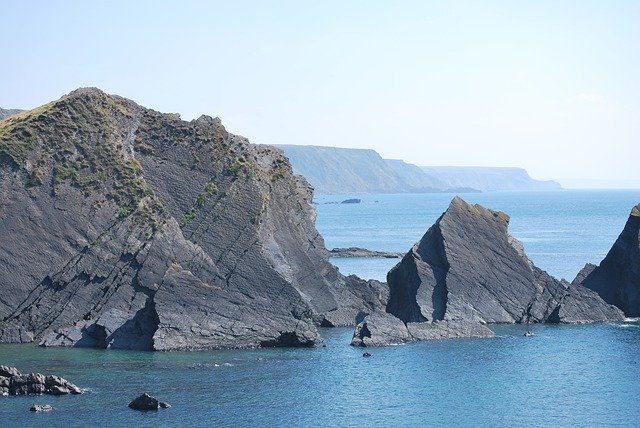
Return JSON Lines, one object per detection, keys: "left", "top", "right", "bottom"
{"left": 1, "top": 190, "right": 639, "bottom": 427}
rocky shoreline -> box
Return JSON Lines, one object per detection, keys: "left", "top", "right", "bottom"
{"left": 0, "top": 88, "right": 637, "bottom": 352}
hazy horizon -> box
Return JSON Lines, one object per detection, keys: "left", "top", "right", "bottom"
{"left": 2, "top": 1, "right": 638, "bottom": 188}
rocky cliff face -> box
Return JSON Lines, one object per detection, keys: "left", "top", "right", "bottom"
{"left": 385, "top": 197, "right": 623, "bottom": 325}
{"left": 0, "top": 88, "right": 385, "bottom": 350}
{"left": 573, "top": 204, "right": 640, "bottom": 317}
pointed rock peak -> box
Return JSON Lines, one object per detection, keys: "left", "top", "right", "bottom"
{"left": 195, "top": 115, "right": 222, "bottom": 126}
{"left": 631, "top": 204, "right": 640, "bottom": 217}
{"left": 445, "top": 196, "right": 510, "bottom": 224}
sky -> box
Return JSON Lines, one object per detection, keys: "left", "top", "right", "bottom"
{"left": 1, "top": 1, "right": 639, "bottom": 188}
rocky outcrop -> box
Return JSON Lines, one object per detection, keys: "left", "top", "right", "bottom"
{"left": 128, "top": 393, "right": 170, "bottom": 411}
{"left": 385, "top": 197, "right": 623, "bottom": 325}
{"left": 0, "top": 88, "right": 385, "bottom": 350}
{"left": 353, "top": 197, "right": 624, "bottom": 346}
{"left": 0, "top": 366, "right": 82, "bottom": 396}
{"left": 329, "top": 247, "right": 404, "bottom": 258}
{"left": 351, "top": 312, "right": 493, "bottom": 347}
{"left": 573, "top": 204, "right": 640, "bottom": 316}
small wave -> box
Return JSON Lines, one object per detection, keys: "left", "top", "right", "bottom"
{"left": 188, "top": 362, "right": 234, "bottom": 369}
{"left": 624, "top": 317, "right": 640, "bottom": 322}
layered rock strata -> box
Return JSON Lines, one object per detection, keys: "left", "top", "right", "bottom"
{"left": 353, "top": 197, "right": 624, "bottom": 346}
{"left": 0, "top": 88, "right": 385, "bottom": 350}
{"left": 573, "top": 204, "right": 640, "bottom": 316}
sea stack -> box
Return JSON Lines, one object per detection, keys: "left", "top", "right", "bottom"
{"left": 573, "top": 203, "right": 640, "bottom": 316}
{"left": 0, "top": 88, "right": 386, "bottom": 350}
{"left": 353, "top": 197, "right": 624, "bottom": 347}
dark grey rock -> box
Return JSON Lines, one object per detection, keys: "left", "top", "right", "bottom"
{"left": 128, "top": 393, "right": 161, "bottom": 411}
{"left": 573, "top": 204, "right": 640, "bottom": 316}
{"left": 341, "top": 198, "right": 361, "bottom": 204}
{"left": 30, "top": 404, "right": 53, "bottom": 412}
{"left": 386, "top": 197, "right": 624, "bottom": 325}
{"left": 362, "top": 352, "right": 372, "bottom": 357}
{"left": 0, "top": 88, "right": 385, "bottom": 351}
{"left": 351, "top": 312, "right": 494, "bottom": 347}
{"left": 159, "top": 401, "right": 171, "bottom": 409}
{"left": 0, "top": 365, "right": 20, "bottom": 378}
{"left": 0, "top": 366, "right": 82, "bottom": 396}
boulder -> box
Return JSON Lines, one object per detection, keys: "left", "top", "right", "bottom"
{"left": 573, "top": 203, "right": 640, "bottom": 316}
{"left": 128, "top": 393, "right": 167, "bottom": 411}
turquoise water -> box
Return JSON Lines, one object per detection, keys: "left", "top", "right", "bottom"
{"left": 2, "top": 190, "right": 640, "bottom": 427}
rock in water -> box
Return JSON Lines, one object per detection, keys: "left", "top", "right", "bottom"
{"left": 30, "top": 404, "right": 53, "bottom": 412}
{"left": 128, "top": 393, "right": 161, "bottom": 411}
{"left": 0, "top": 366, "right": 82, "bottom": 396}
{"left": 354, "top": 197, "right": 624, "bottom": 346}
{"left": 573, "top": 203, "right": 640, "bottom": 316}
{"left": 351, "top": 312, "right": 494, "bottom": 347}
{"left": 385, "top": 197, "right": 623, "bottom": 325}
{"left": 0, "top": 88, "right": 385, "bottom": 350}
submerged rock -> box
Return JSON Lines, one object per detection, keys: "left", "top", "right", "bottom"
{"left": 0, "top": 88, "right": 385, "bottom": 350}
{"left": 30, "top": 404, "right": 53, "bottom": 412}
{"left": 573, "top": 203, "right": 640, "bottom": 317}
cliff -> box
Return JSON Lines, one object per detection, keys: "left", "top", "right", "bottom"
{"left": 573, "top": 204, "right": 640, "bottom": 316}
{"left": 0, "top": 88, "right": 386, "bottom": 350}
{"left": 275, "top": 145, "right": 559, "bottom": 194}
{"left": 420, "top": 166, "right": 562, "bottom": 191}
{"left": 275, "top": 145, "right": 406, "bottom": 194}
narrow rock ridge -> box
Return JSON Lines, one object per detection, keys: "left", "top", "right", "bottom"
{"left": 573, "top": 203, "right": 640, "bottom": 316}
{"left": 353, "top": 197, "right": 624, "bottom": 347}
{"left": 0, "top": 88, "right": 386, "bottom": 350}
{"left": 329, "top": 247, "right": 404, "bottom": 258}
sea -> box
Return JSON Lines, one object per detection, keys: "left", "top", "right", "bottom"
{"left": 1, "top": 190, "right": 639, "bottom": 427}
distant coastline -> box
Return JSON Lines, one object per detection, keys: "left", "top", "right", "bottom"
{"left": 275, "top": 144, "right": 562, "bottom": 194}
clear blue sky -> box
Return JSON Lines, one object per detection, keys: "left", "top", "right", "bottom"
{"left": 2, "top": 1, "right": 639, "bottom": 187}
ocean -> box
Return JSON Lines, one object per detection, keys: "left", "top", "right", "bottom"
{"left": 1, "top": 190, "right": 639, "bottom": 427}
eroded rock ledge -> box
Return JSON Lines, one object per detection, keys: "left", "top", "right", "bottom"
{"left": 352, "top": 197, "right": 624, "bottom": 347}
{"left": 329, "top": 247, "right": 404, "bottom": 258}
